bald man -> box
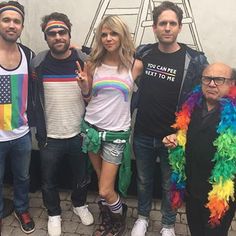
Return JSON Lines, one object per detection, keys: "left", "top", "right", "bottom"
{"left": 163, "top": 63, "right": 236, "bottom": 236}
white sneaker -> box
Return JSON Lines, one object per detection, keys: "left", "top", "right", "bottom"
{"left": 73, "top": 205, "right": 94, "bottom": 225}
{"left": 131, "top": 218, "right": 148, "bottom": 236}
{"left": 48, "top": 215, "right": 61, "bottom": 236}
{"left": 160, "top": 227, "right": 176, "bottom": 236}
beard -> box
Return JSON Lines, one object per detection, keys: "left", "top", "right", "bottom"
{"left": 49, "top": 40, "right": 70, "bottom": 55}
{"left": 0, "top": 31, "right": 21, "bottom": 43}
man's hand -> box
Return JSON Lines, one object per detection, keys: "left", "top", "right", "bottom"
{"left": 162, "top": 134, "right": 178, "bottom": 148}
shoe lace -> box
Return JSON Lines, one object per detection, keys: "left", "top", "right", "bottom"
{"left": 160, "top": 228, "right": 175, "bottom": 236}
{"left": 78, "top": 205, "right": 89, "bottom": 216}
{"left": 135, "top": 218, "right": 148, "bottom": 227}
{"left": 97, "top": 208, "right": 112, "bottom": 232}
{"left": 20, "top": 212, "right": 31, "bottom": 224}
{"left": 109, "top": 221, "right": 122, "bottom": 234}
{"left": 48, "top": 216, "right": 61, "bottom": 229}
{"left": 101, "top": 211, "right": 111, "bottom": 226}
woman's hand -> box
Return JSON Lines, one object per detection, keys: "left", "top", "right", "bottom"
{"left": 76, "top": 61, "right": 90, "bottom": 96}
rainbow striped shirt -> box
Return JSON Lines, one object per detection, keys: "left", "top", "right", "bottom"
{"left": 0, "top": 51, "right": 28, "bottom": 131}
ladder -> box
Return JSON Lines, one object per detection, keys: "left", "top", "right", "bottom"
{"left": 84, "top": 0, "right": 202, "bottom": 51}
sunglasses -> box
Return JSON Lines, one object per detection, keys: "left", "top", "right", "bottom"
{"left": 46, "top": 29, "right": 68, "bottom": 37}
{"left": 201, "top": 76, "right": 233, "bottom": 86}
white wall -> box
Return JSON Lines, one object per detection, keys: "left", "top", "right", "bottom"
{"left": 18, "top": 0, "right": 236, "bottom": 67}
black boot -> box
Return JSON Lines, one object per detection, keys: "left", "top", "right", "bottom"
{"left": 106, "top": 203, "right": 127, "bottom": 236}
{"left": 93, "top": 201, "right": 113, "bottom": 236}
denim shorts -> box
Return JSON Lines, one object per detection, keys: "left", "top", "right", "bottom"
{"left": 101, "top": 142, "right": 125, "bottom": 165}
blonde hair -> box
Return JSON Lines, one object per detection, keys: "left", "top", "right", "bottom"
{"left": 89, "top": 15, "right": 135, "bottom": 72}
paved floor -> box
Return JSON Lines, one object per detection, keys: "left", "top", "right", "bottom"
{"left": 1, "top": 186, "right": 236, "bottom": 236}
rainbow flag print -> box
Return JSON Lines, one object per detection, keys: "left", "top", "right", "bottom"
{"left": 0, "top": 74, "right": 28, "bottom": 130}
{"left": 93, "top": 76, "right": 131, "bottom": 101}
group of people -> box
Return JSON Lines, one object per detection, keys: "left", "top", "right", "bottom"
{"left": 0, "top": 1, "right": 235, "bottom": 236}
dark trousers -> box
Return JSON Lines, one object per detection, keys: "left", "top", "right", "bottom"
{"left": 186, "top": 195, "right": 236, "bottom": 236}
{"left": 133, "top": 132, "right": 176, "bottom": 226}
{"left": 0, "top": 132, "right": 31, "bottom": 217}
{"left": 40, "top": 135, "right": 89, "bottom": 216}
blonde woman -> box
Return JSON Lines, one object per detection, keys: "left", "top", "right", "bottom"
{"left": 77, "top": 15, "right": 136, "bottom": 236}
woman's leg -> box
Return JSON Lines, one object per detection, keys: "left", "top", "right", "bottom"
{"left": 99, "top": 161, "right": 127, "bottom": 236}
{"left": 92, "top": 159, "right": 120, "bottom": 236}
{"left": 99, "top": 161, "right": 119, "bottom": 204}
{"left": 88, "top": 151, "right": 102, "bottom": 180}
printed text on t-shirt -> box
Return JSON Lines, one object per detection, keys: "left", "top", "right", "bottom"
{"left": 145, "top": 63, "right": 176, "bottom": 82}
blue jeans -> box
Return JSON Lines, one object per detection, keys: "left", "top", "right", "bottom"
{"left": 133, "top": 132, "right": 176, "bottom": 227}
{"left": 0, "top": 132, "right": 32, "bottom": 218}
{"left": 40, "top": 135, "right": 89, "bottom": 216}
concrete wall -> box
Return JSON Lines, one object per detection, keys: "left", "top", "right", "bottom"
{"left": 18, "top": 0, "right": 236, "bottom": 67}
{"left": 15, "top": 0, "right": 236, "bottom": 150}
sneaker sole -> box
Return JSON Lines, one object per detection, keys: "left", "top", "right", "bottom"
{"left": 14, "top": 212, "right": 35, "bottom": 234}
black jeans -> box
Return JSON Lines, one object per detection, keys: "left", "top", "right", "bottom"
{"left": 186, "top": 195, "right": 236, "bottom": 236}
{"left": 40, "top": 135, "right": 89, "bottom": 216}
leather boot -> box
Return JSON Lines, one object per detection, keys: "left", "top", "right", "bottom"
{"left": 106, "top": 203, "right": 127, "bottom": 236}
{"left": 93, "top": 201, "right": 113, "bottom": 236}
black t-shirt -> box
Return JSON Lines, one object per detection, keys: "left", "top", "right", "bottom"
{"left": 135, "top": 43, "right": 186, "bottom": 138}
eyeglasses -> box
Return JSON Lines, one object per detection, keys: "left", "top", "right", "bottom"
{"left": 201, "top": 76, "right": 233, "bottom": 86}
{"left": 46, "top": 29, "right": 68, "bottom": 37}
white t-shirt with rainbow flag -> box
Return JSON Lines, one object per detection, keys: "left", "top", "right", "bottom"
{"left": 85, "top": 63, "right": 133, "bottom": 131}
{"left": 0, "top": 46, "right": 29, "bottom": 141}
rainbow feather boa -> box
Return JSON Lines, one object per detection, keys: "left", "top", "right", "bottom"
{"left": 169, "top": 85, "right": 236, "bottom": 226}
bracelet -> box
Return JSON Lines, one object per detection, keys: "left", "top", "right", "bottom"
{"left": 81, "top": 90, "right": 91, "bottom": 98}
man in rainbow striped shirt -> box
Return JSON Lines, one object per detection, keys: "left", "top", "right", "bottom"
{"left": 31, "top": 12, "right": 94, "bottom": 236}
{"left": 0, "top": 1, "right": 35, "bottom": 234}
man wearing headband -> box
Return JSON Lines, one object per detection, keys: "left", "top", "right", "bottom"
{"left": 0, "top": 1, "right": 35, "bottom": 234}
{"left": 31, "top": 12, "right": 94, "bottom": 236}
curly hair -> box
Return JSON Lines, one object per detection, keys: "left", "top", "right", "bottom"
{"left": 152, "top": 1, "right": 183, "bottom": 26}
{"left": 89, "top": 15, "right": 135, "bottom": 73}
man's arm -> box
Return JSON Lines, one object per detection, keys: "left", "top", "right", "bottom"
{"left": 132, "top": 59, "right": 143, "bottom": 81}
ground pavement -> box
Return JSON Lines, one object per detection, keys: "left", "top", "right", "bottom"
{"left": 1, "top": 186, "right": 236, "bottom": 236}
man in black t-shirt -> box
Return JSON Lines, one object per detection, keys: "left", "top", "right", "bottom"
{"left": 31, "top": 12, "right": 94, "bottom": 236}
{"left": 131, "top": 2, "right": 208, "bottom": 236}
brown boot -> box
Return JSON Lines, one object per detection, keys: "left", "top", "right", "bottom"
{"left": 93, "top": 201, "right": 113, "bottom": 236}
{"left": 106, "top": 203, "right": 127, "bottom": 236}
